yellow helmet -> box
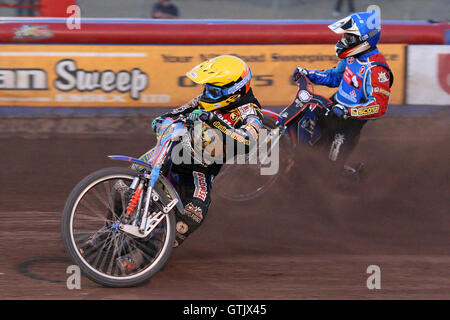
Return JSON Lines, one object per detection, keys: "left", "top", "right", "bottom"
{"left": 186, "top": 55, "right": 252, "bottom": 111}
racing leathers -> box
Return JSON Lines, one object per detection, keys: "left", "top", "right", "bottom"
{"left": 304, "top": 47, "right": 393, "bottom": 167}
{"left": 153, "top": 89, "right": 263, "bottom": 247}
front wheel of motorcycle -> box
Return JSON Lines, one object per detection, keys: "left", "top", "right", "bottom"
{"left": 61, "top": 167, "right": 176, "bottom": 287}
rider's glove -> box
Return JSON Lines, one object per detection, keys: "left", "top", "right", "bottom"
{"left": 292, "top": 67, "right": 310, "bottom": 81}
{"left": 151, "top": 116, "right": 164, "bottom": 132}
{"left": 331, "top": 104, "right": 349, "bottom": 120}
{"left": 187, "top": 109, "right": 210, "bottom": 123}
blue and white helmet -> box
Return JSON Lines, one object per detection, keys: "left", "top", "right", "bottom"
{"left": 328, "top": 11, "right": 381, "bottom": 58}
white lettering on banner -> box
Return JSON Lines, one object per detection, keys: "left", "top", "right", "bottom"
{"left": 54, "top": 59, "right": 148, "bottom": 100}
{"left": 0, "top": 69, "right": 47, "bottom": 90}
{"left": 55, "top": 93, "right": 126, "bottom": 102}
{"left": 0, "top": 97, "right": 51, "bottom": 102}
{"left": 140, "top": 94, "right": 171, "bottom": 103}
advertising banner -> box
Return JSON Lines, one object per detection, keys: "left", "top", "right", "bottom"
{"left": 0, "top": 44, "right": 405, "bottom": 108}
{"left": 406, "top": 45, "right": 450, "bottom": 105}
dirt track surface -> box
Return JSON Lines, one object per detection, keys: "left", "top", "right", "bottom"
{"left": 0, "top": 111, "right": 449, "bottom": 300}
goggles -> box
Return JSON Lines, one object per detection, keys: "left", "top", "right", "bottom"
{"left": 342, "top": 33, "right": 359, "bottom": 46}
{"left": 341, "top": 29, "right": 379, "bottom": 46}
{"left": 203, "top": 70, "right": 252, "bottom": 100}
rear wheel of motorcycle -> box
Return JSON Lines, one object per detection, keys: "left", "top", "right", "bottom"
{"left": 61, "top": 167, "right": 176, "bottom": 287}
{"left": 215, "top": 114, "right": 287, "bottom": 202}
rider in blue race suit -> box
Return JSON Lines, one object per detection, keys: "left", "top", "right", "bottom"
{"left": 292, "top": 11, "right": 393, "bottom": 179}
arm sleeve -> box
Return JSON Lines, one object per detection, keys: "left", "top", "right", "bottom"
{"left": 152, "top": 96, "right": 201, "bottom": 132}
{"left": 345, "top": 65, "right": 391, "bottom": 119}
{"left": 205, "top": 104, "right": 263, "bottom": 155}
{"left": 307, "top": 60, "right": 346, "bottom": 88}
{"left": 165, "top": 95, "right": 201, "bottom": 117}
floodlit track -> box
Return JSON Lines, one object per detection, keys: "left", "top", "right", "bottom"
{"left": 0, "top": 110, "right": 449, "bottom": 299}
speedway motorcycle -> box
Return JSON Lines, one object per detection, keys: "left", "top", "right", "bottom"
{"left": 61, "top": 113, "right": 276, "bottom": 287}
{"left": 60, "top": 74, "right": 334, "bottom": 287}
{"left": 61, "top": 116, "right": 197, "bottom": 287}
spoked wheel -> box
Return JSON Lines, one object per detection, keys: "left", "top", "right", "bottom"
{"left": 215, "top": 156, "right": 279, "bottom": 202}
{"left": 61, "top": 167, "right": 175, "bottom": 287}
{"left": 215, "top": 115, "right": 291, "bottom": 202}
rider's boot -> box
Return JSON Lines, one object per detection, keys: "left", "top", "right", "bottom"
{"left": 79, "top": 222, "right": 112, "bottom": 254}
{"left": 116, "top": 250, "right": 144, "bottom": 274}
{"left": 115, "top": 223, "right": 166, "bottom": 273}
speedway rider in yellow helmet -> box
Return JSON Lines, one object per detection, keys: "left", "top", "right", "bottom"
{"left": 151, "top": 55, "right": 263, "bottom": 248}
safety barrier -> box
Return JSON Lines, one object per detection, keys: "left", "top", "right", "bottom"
{"left": 0, "top": 18, "right": 448, "bottom": 110}
{"left": 0, "top": 18, "right": 448, "bottom": 44}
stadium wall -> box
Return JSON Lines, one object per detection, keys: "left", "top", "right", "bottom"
{"left": 0, "top": 18, "right": 448, "bottom": 44}
{"left": 0, "top": 18, "right": 448, "bottom": 116}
